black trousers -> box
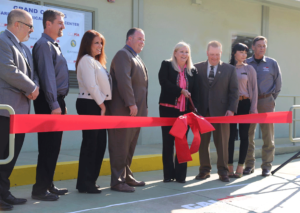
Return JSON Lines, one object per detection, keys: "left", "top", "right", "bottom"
{"left": 228, "top": 99, "right": 251, "bottom": 165}
{"left": 32, "top": 90, "right": 66, "bottom": 195}
{"left": 76, "top": 99, "right": 107, "bottom": 191}
{"left": 0, "top": 116, "right": 25, "bottom": 198}
{"left": 159, "top": 105, "right": 188, "bottom": 181}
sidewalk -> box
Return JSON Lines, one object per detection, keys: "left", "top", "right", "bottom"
{"left": 8, "top": 152, "right": 300, "bottom": 213}
{"left": 9, "top": 138, "right": 300, "bottom": 188}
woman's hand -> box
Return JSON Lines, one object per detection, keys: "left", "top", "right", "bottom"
{"left": 181, "top": 89, "right": 191, "bottom": 98}
{"left": 99, "top": 103, "right": 106, "bottom": 116}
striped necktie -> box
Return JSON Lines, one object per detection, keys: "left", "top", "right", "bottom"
{"left": 208, "top": 66, "right": 214, "bottom": 85}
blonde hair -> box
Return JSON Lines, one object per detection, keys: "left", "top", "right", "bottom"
{"left": 170, "top": 41, "right": 195, "bottom": 76}
{"left": 207, "top": 40, "right": 222, "bottom": 52}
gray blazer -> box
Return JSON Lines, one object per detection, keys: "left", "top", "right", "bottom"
{"left": 195, "top": 60, "right": 239, "bottom": 117}
{"left": 0, "top": 30, "right": 38, "bottom": 117}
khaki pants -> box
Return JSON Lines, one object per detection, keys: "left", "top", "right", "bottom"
{"left": 245, "top": 95, "right": 275, "bottom": 170}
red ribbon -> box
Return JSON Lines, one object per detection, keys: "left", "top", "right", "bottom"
{"left": 169, "top": 113, "right": 215, "bottom": 164}
{"left": 9, "top": 111, "right": 292, "bottom": 164}
{"left": 9, "top": 112, "right": 292, "bottom": 163}
{"left": 10, "top": 111, "right": 292, "bottom": 134}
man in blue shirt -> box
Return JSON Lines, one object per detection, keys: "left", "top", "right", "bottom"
{"left": 244, "top": 36, "right": 282, "bottom": 177}
{"left": 31, "top": 9, "right": 69, "bottom": 201}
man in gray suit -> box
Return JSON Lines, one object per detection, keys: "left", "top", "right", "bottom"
{"left": 108, "top": 28, "right": 148, "bottom": 192}
{"left": 0, "top": 9, "right": 39, "bottom": 211}
{"left": 194, "top": 41, "right": 238, "bottom": 182}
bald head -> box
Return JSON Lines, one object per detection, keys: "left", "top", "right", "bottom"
{"left": 7, "top": 9, "right": 31, "bottom": 27}
{"left": 6, "top": 9, "right": 34, "bottom": 42}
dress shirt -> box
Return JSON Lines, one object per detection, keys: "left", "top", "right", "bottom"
{"left": 126, "top": 45, "right": 137, "bottom": 56}
{"left": 246, "top": 55, "right": 282, "bottom": 99}
{"left": 207, "top": 61, "right": 218, "bottom": 78}
{"left": 33, "top": 33, "right": 69, "bottom": 110}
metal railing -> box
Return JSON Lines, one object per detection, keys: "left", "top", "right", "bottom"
{"left": 289, "top": 105, "right": 300, "bottom": 142}
{"left": 0, "top": 105, "right": 15, "bottom": 165}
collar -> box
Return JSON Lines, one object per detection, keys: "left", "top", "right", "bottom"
{"left": 42, "top": 33, "right": 58, "bottom": 45}
{"left": 250, "top": 55, "right": 266, "bottom": 63}
{"left": 207, "top": 61, "right": 219, "bottom": 69}
{"left": 126, "top": 45, "right": 137, "bottom": 56}
{"left": 5, "top": 29, "right": 20, "bottom": 43}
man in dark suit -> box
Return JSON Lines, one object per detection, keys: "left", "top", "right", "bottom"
{"left": 0, "top": 9, "right": 39, "bottom": 211}
{"left": 194, "top": 41, "right": 239, "bottom": 182}
{"left": 107, "top": 28, "right": 148, "bottom": 192}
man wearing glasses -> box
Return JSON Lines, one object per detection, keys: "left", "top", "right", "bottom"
{"left": 31, "top": 9, "right": 69, "bottom": 201}
{"left": 244, "top": 36, "right": 282, "bottom": 177}
{"left": 0, "top": 9, "right": 39, "bottom": 211}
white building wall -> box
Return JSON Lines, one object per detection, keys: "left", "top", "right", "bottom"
{"left": 21, "top": 0, "right": 299, "bottom": 152}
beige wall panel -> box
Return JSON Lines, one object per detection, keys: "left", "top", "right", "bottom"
{"left": 142, "top": 0, "right": 261, "bottom": 144}
{"left": 268, "top": 7, "right": 300, "bottom": 138}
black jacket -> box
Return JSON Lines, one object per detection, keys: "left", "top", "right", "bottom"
{"left": 158, "top": 60, "right": 199, "bottom": 110}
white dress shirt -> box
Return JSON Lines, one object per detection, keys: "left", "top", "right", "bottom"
{"left": 207, "top": 61, "right": 218, "bottom": 78}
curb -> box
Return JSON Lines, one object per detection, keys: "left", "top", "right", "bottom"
{"left": 9, "top": 142, "right": 300, "bottom": 187}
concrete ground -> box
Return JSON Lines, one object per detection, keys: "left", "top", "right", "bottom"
{"left": 6, "top": 152, "right": 300, "bottom": 213}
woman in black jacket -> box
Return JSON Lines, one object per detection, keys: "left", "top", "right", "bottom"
{"left": 159, "top": 41, "right": 199, "bottom": 183}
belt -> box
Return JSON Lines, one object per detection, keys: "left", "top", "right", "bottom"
{"left": 57, "top": 95, "right": 66, "bottom": 99}
{"left": 258, "top": 94, "right": 271, "bottom": 99}
{"left": 239, "top": 95, "right": 249, "bottom": 101}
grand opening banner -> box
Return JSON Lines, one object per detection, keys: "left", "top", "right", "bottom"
{"left": 0, "top": 0, "right": 85, "bottom": 71}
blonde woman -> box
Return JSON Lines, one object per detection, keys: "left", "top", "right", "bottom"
{"left": 158, "top": 42, "right": 199, "bottom": 183}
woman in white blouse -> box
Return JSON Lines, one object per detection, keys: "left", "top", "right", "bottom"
{"left": 75, "top": 30, "right": 112, "bottom": 193}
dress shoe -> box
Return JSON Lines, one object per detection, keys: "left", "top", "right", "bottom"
{"left": 2, "top": 194, "right": 27, "bottom": 205}
{"left": 126, "top": 179, "right": 145, "bottom": 187}
{"left": 219, "top": 175, "right": 230, "bottom": 182}
{"left": 48, "top": 186, "right": 68, "bottom": 195}
{"left": 262, "top": 169, "right": 271, "bottom": 177}
{"left": 195, "top": 172, "right": 210, "bottom": 180}
{"left": 0, "top": 199, "right": 13, "bottom": 211}
{"left": 95, "top": 184, "right": 100, "bottom": 189}
{"left": 78, "top": 188, "right": 101, "bottom": 194}
{"left": 111, "top": 183, "right": 135, "bottom": 192}
{"left": 176, "top": 180, "right": 186, "bottom": 183}
{"left": 163, "top": 179, "right": 174, "bottom": 183}
{"left": 243, "top": 167, "right": 254, "bottom": 175}
{"left": 32, "top": 191, "right": 59, "bottom": 201}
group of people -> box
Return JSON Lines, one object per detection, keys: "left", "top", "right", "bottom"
{"left": 0, "top": 7, "right": 281, "bottom": 211}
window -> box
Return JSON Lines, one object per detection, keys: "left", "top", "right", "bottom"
{"left": 231, "top": 35, "right": 255, "bottom": 58}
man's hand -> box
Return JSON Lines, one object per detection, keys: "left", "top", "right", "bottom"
{"left": 65, "top": 107, "right": 67, "bottom": 115}
{"left": 181, "top": 89, "right": 191, "bottom": 98}
{"left": 51, "top": 107, "right": 62, "bottom": 115}
{"left": 99, "top": 103, "right": 106, "bottom": 116}
{"left": 225, "top": 110, "right": 234, "bottom": 116}
{"left": 27, "top": 86, "right": 39, "bottom": 100}
{"left": 129, "top": 105, "right": 138, "bottom": 116}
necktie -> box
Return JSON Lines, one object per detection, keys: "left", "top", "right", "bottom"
{"left": 208, "top": 66, "right": 214, "bottom": 85}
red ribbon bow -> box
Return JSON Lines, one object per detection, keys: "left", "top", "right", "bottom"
{"left": 169, "top": 112, "right": 215, "bottom": 164}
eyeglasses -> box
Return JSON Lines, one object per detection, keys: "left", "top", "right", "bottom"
{"left": 17, "top": 21, "right": 34, "bottom": 30}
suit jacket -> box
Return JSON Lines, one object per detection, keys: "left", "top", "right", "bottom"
{"left": 158, "top": 60, "right": 199, "bottom": 109}
{"left": 0, "top": 30, "right": 38, "bottom": 117}
{"left": 108, "top": 45, "right": 148, "bottom": 116}
{"left": 195, "top": 60, "right": 238, "bottom": 116}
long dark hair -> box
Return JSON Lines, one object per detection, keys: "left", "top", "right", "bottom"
{"left": 76, "top": 30, "right": 107, "bottom": 70}
{"left": 229, "top": 43, "right": 249, "bottom": 66}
